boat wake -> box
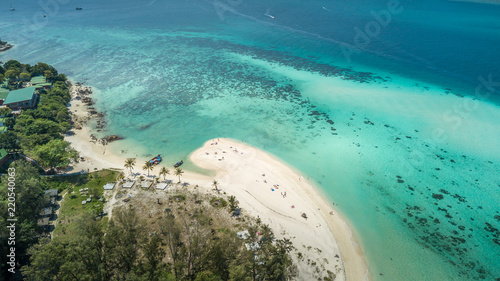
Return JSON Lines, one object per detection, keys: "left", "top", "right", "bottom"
{"left": 265, "top": 9, "right": 275, "bottom": 19}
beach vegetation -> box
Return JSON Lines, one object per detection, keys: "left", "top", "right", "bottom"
{"left": 19, "top": 182, "right": 298, "bottom": 281}
{"left": 46, "top": 170, "right": 118, "bottom": 241}
{"left": 143, "top": 160, "right": 154, "bottom": 177}
{"left": 3, "top": 60, "right": 21, "bottom": 70}
{"left": 175, "top": 167, "right": 184, "bottom": 183}
{"left": 0, "top": 61, "right": 77, "bottom": 173}
{"left": 170, "top": 194, "right": 186, "bottom": 202}
{"left": 4, "top": 68, "right": 19, "bottom": 81}
{"left": 19, "top": 72, "right": 31, "bottom": 81}
{"left": 0, "top": 131, "right": 19, "bottom": 150}
{"left": 210, "top": 196, "right": 227, "bottom": 208}
{"left": 159, "top": 166, "right": 170, "bottom": 180}
{"left": 0, "top": 160, "right": 50, "bottom": 274}
{"left": 32, "top": 139, "right": 78, "bottom": 173}
{"left": 0, "top": 107, "right": 12, "bottom": 117}
{"left": 124, "top": 157, "right": 136, "bottom": 174}
{"left": 212, "top": 179, "right": 219, "bottom": 192}
{"left": 228, "top": 195, "right": 238, "bottom": 212}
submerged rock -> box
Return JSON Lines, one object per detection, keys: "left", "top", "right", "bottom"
{"left": 104, "top": 135, "right": 124, "bottom": 143}
{"left": 432, "top": 194, "right": 444, "bottom": 200}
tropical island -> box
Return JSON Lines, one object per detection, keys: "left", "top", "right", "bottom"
{"left": 0, "top": 61, "right": 367, "bottom": 280}
{"left": 0, "top": 38, "right": 13, "bottom": 53}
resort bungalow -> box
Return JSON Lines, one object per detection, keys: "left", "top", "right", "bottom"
{"left": 37, "top": 217, "right": 50, "bottom": 228}
{"left": 103, "top": 182, "right": 116, "bottom": 190}
{"left": 122, "top": 181, "right": 136, "bottom": 189}
{"left": 33, "top": 83, "right": 52, "bottom": 91}
{"left": 39, "top": 207, "right": 53, "bottom": 217}
{"left": 45, "top": 189, "right": 58, "bottom": 197}
{"left": 45, "top": 189, "right": 59, "bottom": 205}
{"left": 245, "top": 242, "right": 260, "bottom": 251}
{"left": 156, "top": 182, "right": 168, "bottom": 190}
{"left": 237, "top": 230, "right": 250, "bottom": 240}
{"left": 3, "top": 87, "right": 38, "bottom": 110}
{"left": 30, "top": 76, "right": 52, "bottom": 90}
{"left": 141, "top": 181, "right": 153, "bottom": 189}
{"left": 30, "top": 76, "right": 47, "bottom": 85}
{"left": 37, "top": 216, "right": 54, "bottom": 232}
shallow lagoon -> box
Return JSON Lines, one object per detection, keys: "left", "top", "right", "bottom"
{"left": 1, "top": 0, "right": 499, "bottom": 279}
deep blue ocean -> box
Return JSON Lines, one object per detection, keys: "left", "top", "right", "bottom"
{"left": 1, "top": 0, "right": 499, "bottom": 280}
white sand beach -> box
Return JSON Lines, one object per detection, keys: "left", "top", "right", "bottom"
{"left": 190, "top": 139, "right": 369, "bottom": 280}
{"left": 65, "top": 102, "right": 122, "bottom": 171}
{"left": 65, "top": 86, "right": 370, "bottom": 280}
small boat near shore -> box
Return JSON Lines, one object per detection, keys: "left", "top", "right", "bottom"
{"left": 174, "top": 160, "right": 183, "bottom": 168}
{"left": 149, "top": 154, "right": 162, "bottom": 165}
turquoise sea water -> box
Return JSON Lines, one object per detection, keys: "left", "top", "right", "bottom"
{"left": 1, "top": 0, "right": 499, "bottom": 280}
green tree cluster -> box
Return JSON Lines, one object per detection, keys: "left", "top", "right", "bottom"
{"left": 0, "top": 161, "right": 50, "bottom": 279}
{"left": 0, "top": 60, "right": 66, "bottom": 87}
{"left": 22, "top": 204, "right": 297, "bottom": 281}
{"left": 0, "top": 62, "right": 78, "bottom": 173}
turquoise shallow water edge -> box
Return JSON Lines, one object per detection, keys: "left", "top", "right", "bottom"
{"left": 1, "top": 0, "right": 499, "bottom": 280}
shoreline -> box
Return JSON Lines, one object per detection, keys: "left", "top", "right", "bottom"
{"left": 190, "top": 138, "right": 370, "bottom": 280}
{"left": 65, "top": 85, "right": 370, "bottom": 280}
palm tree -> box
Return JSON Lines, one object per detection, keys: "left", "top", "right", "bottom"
{"left": 116, "top": 172, "right": 125, "bottom": 182}
{"left": 159, "top": 167, "right": 170, "bottom": 181}
{"left": 212, "top": 180, "right": 219, "bottom": 192}
{"left": 228, "top": 195, "right": 237, "bottom": 212}
{"left": 174, "top": 167, "right": 184, "bottom": 183}
{"left": 124, "top": 158, "right": 136, "bottom": 175}
{"left": 142, "top": 161, "right": 154, "bottom": 177}
{"left": 260, "top": 224, "right": 274, "bottom": 245}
